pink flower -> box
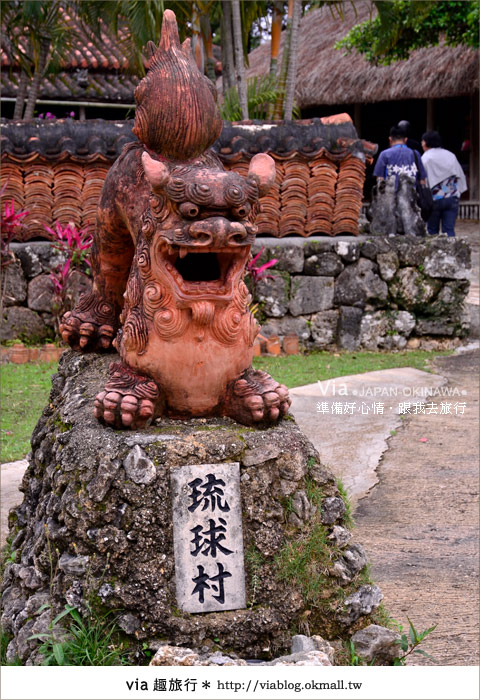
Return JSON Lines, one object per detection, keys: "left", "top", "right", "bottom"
{"left": 50, "top": 258, "right": 72, "bottom": 295}
{"left": 1, "top": 187, "right": 29, "bottom": 255}
{"left": 247, "top": 246, "right": 278, "bottom": 285}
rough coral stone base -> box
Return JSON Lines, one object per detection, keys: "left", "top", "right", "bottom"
{"left": 1, "top": 351, "right": 381, "bottom": 663}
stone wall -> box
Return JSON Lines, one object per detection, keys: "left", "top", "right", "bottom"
{"left": 2, "top": 237, "right": 472, "bottom": 348}
{"left": 252, "top": 236, "right": 472, "bottom": 350}
{"left": 1, "top": 242, "right": 92, "bottom": 343}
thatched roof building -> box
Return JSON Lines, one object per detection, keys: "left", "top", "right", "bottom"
{"left": 247, "top": 3, "right": 478, "bottom": 108}
{"left": 246, "top": 2, "right": 479, "bottom": 201}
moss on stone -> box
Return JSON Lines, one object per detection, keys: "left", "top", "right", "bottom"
{"left": 52, "top": 417, "right": 73, "bottom": 433}
{"left": 304, "top": 477, "right": 324, "bottom": 508}
{"left": 335, "top": 478, "right": 354, "bottom": 530}
{"left": 274, "top": 522, "right": 331, "bottom": 604}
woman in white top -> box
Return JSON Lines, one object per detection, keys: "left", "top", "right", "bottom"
{"left": 421, "top": 130, "right": 467, "bottom": 237}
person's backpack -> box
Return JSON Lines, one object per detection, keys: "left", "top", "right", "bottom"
{"left": 413, "top": 151, "right": 434, "bottom": 221}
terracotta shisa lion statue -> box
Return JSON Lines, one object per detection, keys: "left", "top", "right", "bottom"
{"left": 60, "top": 11, "right": 290, "bottom": 429}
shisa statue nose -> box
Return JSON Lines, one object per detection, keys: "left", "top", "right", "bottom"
{"left": 188, "top": 218, "right": 248, "bottom": 247}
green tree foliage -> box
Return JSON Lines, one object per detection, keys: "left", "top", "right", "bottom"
{"left": 335, "top": 0, "right": 479, "bottom": 65}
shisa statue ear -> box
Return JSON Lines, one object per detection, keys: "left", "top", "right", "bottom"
{"left": 181, "top": 37, "right": 194, "bottom": 61}
{"left": 141, "top": 152, "right": 170, "bottom": 189}
{"left": 248, "top": 153, "right": 276, "bottom": 197}
{"left": 145, "top": 41, "right": 157, "bottom": 61}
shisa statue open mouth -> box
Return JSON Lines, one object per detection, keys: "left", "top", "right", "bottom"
{"left": 60, "top": 9, "right": 291, "bottom": 429}
{"left": 158, "top": 240, "right": 250, "bottom": 304}
{"left": 140, "top": 152, "right": 267, "bottom": 307}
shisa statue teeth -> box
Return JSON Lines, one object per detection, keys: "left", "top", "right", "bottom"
{"left": 60, "top": 10, "right": 291, "bottom": 429}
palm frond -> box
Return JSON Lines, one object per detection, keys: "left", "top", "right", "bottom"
{"left": 220, "top": 72, "right": 300, "bottom": 121}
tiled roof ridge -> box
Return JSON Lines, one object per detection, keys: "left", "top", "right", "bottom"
{"left": 1, "top": 70, "right": 139, "bottom": 105}
{"left": 1, "top": 11, "right": 133, "bottom": 72}
{"left": 0, "top": 118, "right": 377, "bottom": 162}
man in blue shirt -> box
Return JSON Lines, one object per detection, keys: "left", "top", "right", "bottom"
{"left": 374, "top": 126, "right": 427, "bottom": 188}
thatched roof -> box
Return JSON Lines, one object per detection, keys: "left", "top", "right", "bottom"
{"left": 246, "top": 2, "right": 479, "bottom": 108}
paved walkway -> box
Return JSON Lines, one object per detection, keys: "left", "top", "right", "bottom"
{"left": 353, "top": 349, "right": 479, "bottom": 666}
{"left": 289, "top": 349, "right": 479, "bottom": 667}
{"left": 290, "top": 366, "right": 447, "bottom": 506}
{"left": 1, "top": 459, "right": 28, "bottom": 546}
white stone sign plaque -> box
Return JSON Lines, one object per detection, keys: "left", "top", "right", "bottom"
{"left": 171, "top": 462, "right": 246, "bottom": 613}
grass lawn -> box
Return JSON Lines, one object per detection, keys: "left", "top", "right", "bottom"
{"left": 0, "top": 349, "right": 451, "bottom": 462}
{"left": 252, "top": 348, "right": 452, "bottom": 388}
{"left": 1, "top": 361, "right": 58, "bottom": 463}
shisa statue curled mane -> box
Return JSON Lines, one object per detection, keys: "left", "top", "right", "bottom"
{"left": 60, "top": 10, "right": 290, "bottom": 429}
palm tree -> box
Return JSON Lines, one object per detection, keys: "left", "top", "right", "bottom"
{"left": 272, "top": 0, "right": 294, "bottom": 120}
{"left": 200, "top": 12, "right": 217, "bottom": 82}
{"left": 22, "top": 1, "right": 66, "bottom": 119}
{"left": 283, "top": 0, "right": 301, "bottom": 121}
{"left": 102, "top": 0, "right": 168, "bottom": 76}
{"left": 221, "top": 0, "right": 236, "bottom": 92}
{"left": 2, "top": 2, "right": 32, "bottom": 119}
{"left": 1, "top": 1, "right": 34, "bottom": 119}
{"left": 231, "top": 0, "right": 249, "bottom": 119}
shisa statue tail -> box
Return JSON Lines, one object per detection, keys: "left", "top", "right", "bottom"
{"left": 132, "top": 9, "right": 223, "bottom": 159}
{"left": 60, "top": 10, "right": 291, "bottom": 429}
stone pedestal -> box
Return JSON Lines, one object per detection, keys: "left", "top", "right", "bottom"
{"left": 2, "top": 351, "right": 382, "bottom": 664}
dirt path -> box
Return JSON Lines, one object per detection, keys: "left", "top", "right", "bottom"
{"left": 354, "top": 350, "right": 479, "bottom": 665}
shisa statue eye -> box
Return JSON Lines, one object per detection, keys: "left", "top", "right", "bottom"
{"left": 179, "top": 201, "right": 200, "bottom": 218}
{"left": 185, "top": 182, "right": 213, "bottom": 205}
{"left": 224, "top": 184, "right": 246, "bottom": 207}
{"left": 232, "top": 202, "right": 251, "bottom": 219}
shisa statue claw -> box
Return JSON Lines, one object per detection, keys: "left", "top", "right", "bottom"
{"left": 61, "top": 10, "right": 291, "bottom": 429}
{"left": 59, "top": 295, "right": 118, "bottom": 351}
{"left": 224, "top": 368, "right": 291, "bottom": 425}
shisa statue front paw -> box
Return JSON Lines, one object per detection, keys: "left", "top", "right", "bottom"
{"left": 94, "top": 362, "right": 160, "bottom": 429}
{"left": 224, "top": 368, "right": 291, "bottom": 426}
{"left": 60, "top": 291, "right": 118, "bottom": 352}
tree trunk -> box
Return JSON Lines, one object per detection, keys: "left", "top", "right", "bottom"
{"left": 231, "top": 0, "right": 249, "bottom": 120}
{"left": 191, "top": 7, "right": 205, "bottom": 74}
{"left": 273, "top": 0, "right": 294, "bottom": 120}
{"left": 13, "top": 71, "right": 29, "bottom": 120}
{"left": 266, "top": 0, "right": 284, "bottom": 119}
{"left": 283, "top": 0, "right": 301, "bottom": 121}
{"left": 270, "top": 0, "right": 284, "bottom": 76}
{"left": 23, "top": 38, "right": 50, "bottom": 120}
{"left": 221, "top": 1, "right": 235, "bottom": 93}
{"left": 200, "top": 13, "right": 216, "bottom": 82}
